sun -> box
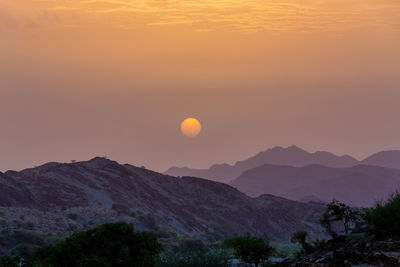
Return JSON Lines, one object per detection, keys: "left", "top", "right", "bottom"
{"left": 180, "top": 118, "right": 202, "bottom": 137}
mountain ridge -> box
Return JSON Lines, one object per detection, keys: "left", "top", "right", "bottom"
{"left": 165, "top": 146, "right": 400, "bottom": 183}
{"left": 0, "top": 157, "right": 325, "bottom": 241}
{"left": 165, "top": 146, "right": 359, "bottom": 183}
{"left": 229, "top": 163, "right": 400, "bottom": 207}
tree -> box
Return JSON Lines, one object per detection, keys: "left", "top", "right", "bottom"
{"left": 365, "top": 192, "right": 400, "bottom": 239}
{"left": 291, "top": 231, "right": 312, "bottom": 253}
{"left": 28, "top": 222, "right": 161, "bottom": 267}
{"left": 320, "top": 211, "right": 337, "bottom": 239}
{"left": 320, "top": 200, "right": 361, "bottom": 237}
{"left": 224, "top": 233, "right": 274, "bottom": 266}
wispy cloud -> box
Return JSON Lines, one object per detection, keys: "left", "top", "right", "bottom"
{"left": 2, "top": 0, "right": 400, "bottom": 33}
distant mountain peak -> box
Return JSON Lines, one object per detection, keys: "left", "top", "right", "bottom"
{"left": 165, "top": 145, "right": 358, "bottom": 183}
{"left": 361, "top": 150, "right": 400, "bottom": 169}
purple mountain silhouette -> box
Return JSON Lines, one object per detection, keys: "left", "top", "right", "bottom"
{"left": 165, "top": 146, "right": 358, "bottom": 183}
{"left": 230, "top": 164, "right": 400, "bottom": 207}
{"left": 361, "top": 150, "right": 400, "bottom": 169}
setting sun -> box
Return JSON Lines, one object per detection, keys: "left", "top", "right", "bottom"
{"left": 181, "top": 118, "right": 202, "bottom": 137}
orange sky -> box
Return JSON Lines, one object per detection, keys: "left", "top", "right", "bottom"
{"left": 0, "top": 0, "right": 400, "bottom": 171}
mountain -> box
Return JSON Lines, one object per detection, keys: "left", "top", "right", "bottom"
{"left": 0, "top": 158, "right": 326, "bottom": 241}
{"left": 165, "top": 146, "right": 359, "bottom": 183}
{"left": 230, "top": 164, "right": 400, "bottom": 207}
{"left": 361, "top": 150, "right": 400, "bottom": 169}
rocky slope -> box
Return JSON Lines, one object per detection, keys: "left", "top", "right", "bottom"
{"left": 230, "top": 164, "right": 400, "bottom": 207}
{"left": 165, "top": 146, "right": 358, "bottom": 183}
{"left": 0, "top": 158, "right": 326, "bottom": 242}
{"left": 281, "top": 236, "right": 400, "bottom": 266}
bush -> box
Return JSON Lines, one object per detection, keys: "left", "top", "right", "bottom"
{"left": 224, "top": 233, "right": 274, "bottom": 266}
{"left": 0, "top": 255, "right": 19, "bottom": 267}
{"left": 365, "top": 192, "right": 400, "bottom": 239}
{"left": 291, "top": 231, "right": 312, "bottom": 253}
{"left": 27, "top": 222, "right": 161, "bottom": 267}
{"left": 156, "top": 249, "right": 231, "bottom": 267}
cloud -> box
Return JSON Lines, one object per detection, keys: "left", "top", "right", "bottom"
{"left": 3, "top": 0, "right": 400, "bottom": 33}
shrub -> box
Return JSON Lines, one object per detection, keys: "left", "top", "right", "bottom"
{"left": 0, "top": 255, "right": 19, "bottom": 267}
{"left": 365, "top": 192, "right": 400, "bottom": 239}
{"left": 224, "top": 233, "right": 274, "bottom": 266}
{"left": 156, "top": 249, "right": 231, "bottom": 267}
{"left": 27, "top": 222, "right": 161, "bottom": 267}
{"left": 291, "top": 231, "right": 312, "bottom": 253}
{"left": 311, "top": 238, "right": 326, "bottom": 249}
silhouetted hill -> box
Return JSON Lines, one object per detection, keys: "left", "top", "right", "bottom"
{"left": 230, "top": 164, "right": 400, "bottom": 207}
{"left": 361, "top": 150, "right": 400, "bottom": 169}
{"left": 165, "top": 146, "right": 358, "bottom": 183}
{"left": 0, "top": 158, "right": 325, "bottom": 241}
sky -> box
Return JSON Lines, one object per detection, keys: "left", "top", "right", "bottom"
{"left": 0, "top": 0, "right": 400, "bottom": 172}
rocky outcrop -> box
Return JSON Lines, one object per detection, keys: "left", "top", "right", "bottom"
{"left": 281, "top": 236, "right": 400, "bottom": 266}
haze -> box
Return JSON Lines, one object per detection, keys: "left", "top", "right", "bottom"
{"left": 0, "top": 0, "right": 399, "bottom": 172}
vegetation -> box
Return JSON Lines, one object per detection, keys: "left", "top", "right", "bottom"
{"left": 290, "top": 231, "right": 312, "bottom": 253}
{"left": 224, "top": 233, "right": 275, "bottom": 266}
{"left": 156, "top": 249, "right": 231, "bottom": 267}
{"left": 176, "top": 237, "right": 208, "bottom": 253}
{"left": 26, "top": 222, "right": 161, "bottom": 267}
{"left": 365, "top": 192, "right": 400, "bottom": 239}
{"left": 320, "top": 199, "right": 361, "bottom": 238}
{"left": 269, "top": 242, "right": 301, "bottom": 258}
{"left": 2, "top": 193, "right": 400, "bottom": 266}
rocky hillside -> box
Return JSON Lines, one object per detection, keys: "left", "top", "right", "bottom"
{"left": 165, "top": 146, "right": 358, "bottom": 183}
{"left": 281, "top": 236, "right": 400, "bottom": 266}
{"left": 230, "top": 164, "right": 400, "bottom": 207}
{"left": 0, "top": 158, "right": 326, "bottom": 242}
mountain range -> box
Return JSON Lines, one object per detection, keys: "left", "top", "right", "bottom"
{"left": 230, "top": 164, "right": 400, "bottom": 207}
{"left": 0, "top": 157, "right": 325, "bottom": 241}
{"left": 165, "top": 146, "right": 400, "bottom": 183}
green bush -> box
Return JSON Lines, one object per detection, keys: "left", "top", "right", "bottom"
{"left": 156, "top": 249, "right": 231, "bottom": 267}
{"left": 224, "top": 233, "right": 274, "bottom": 266}
{"left": 27, "top": 222, "right": 161, "bottom": 267}
{"left": 0, "top": 255, "right": 19, "bottom": 267}
{"left": 365, "top": 192, "right": 400, "bottom": 239}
